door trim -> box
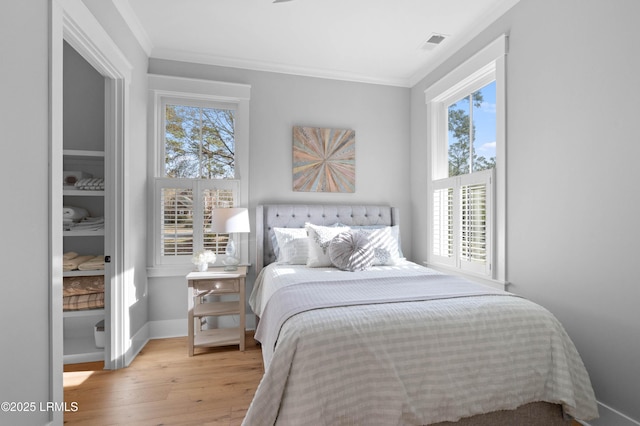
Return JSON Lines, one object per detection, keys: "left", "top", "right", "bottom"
{"left": 50, "top": 0, "right": 131, "bottom": 422}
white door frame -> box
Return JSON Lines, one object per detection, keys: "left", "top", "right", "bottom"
{"left": 50, "top": 1, "right": 130, "bottom": 423}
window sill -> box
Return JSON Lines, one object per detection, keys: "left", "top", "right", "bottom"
{"left": 422, "top": 261, "right": 509, "bottom": 291}
{"left": 146, "top": 265, "right": 194, "bottom": 278}
{"left": 147, "top": 263, "right": 251, "bottom": 278}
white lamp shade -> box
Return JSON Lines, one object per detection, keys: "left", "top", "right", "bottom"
{"left": 209, "top": 208, "right": 250, "bottom": 233}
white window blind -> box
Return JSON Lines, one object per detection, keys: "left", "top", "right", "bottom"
{"left": 161, "top": 186, "right": 194, "bottom": 256}
{"left": 156, "top": 178, "right": 238, "bottom": 265}
{"left": 431, "top": 168, "right": 493, "bottom": 276}
{"left": 202, "top": 187, "right": 234, "bottom": 255}
{"left": 432, "top": 186, "right": 454, "bottom": 261}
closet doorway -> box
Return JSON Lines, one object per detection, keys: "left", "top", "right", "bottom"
{"left": 50, "top": 2, "right": 129, "bottom": 422}
{"left": 61, "top": 41, "right": 109, "bottom": 365}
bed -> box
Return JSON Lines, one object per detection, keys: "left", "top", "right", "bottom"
{"left": 243, "top": 204, "right": 598, "bottom": 426}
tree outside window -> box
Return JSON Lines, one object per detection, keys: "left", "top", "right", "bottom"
{"left": 164, "top": 105, "right": 235, "bottom": 179}
{"left": 447, "top": 81, "right": 496, "bottom": 177}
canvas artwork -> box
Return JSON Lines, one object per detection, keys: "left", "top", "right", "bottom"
{"left": 292, "top": 126, "right": 355, "bottom": 192}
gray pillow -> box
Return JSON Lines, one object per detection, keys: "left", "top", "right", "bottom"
{"left": 328, "top": 231, "right": 374, "bottom": 271}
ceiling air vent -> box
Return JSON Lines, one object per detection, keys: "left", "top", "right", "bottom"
{"left": 421, "top": 33, "right": 448, "bottom": 50}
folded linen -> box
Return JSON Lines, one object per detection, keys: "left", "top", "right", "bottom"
{"left": 63, "top": 292, "right": 104, "bottom": 311}
{"left": 67, "top": 217, "right": 105, "bottom": 232}
{"left": 63, "top": 255, "right": 94, "bottom": 272}
{"left": 63, "top": 275, "right": 104, "bottom": 297}
{"left": 75, "top": 178, "right": 104, "bottom": 190}
{"left": 77, "top": 255, "right": 105, "bottom": 271}
{"left": 63, "top": 206, "right": 89, "bottom": 221}
{"left": 63, "top": 251, "right": 78, "bottom": 260}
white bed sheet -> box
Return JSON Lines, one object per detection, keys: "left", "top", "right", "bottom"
{"left": 249, "top": 260, "right": 441, "bottom": 318}
{"left": 245, "top": 262, "right": 598, "bottom": 426}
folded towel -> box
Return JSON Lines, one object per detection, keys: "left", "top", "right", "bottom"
{"left": 67, "top": 216, "right": 105, "bottom": 232}
{"left": 63, "top": 255, "right": 94, "bottom": 272}
{"left": 69, "top": 221, "right": 104, "bottom": 232}
{"left": 63, "top": 206, "right": 89, "bottom": 221}
{"left": 75, "top": 178, "right": 105, "bottom": 190}
{"left": 77, "top": 255, "right": 105, "bottom": 271}
{"left": 63, "top": 275, "right": 105, "bottom": 296}
{"left": 63, "top": 251, "right": 78, "bottom": 260}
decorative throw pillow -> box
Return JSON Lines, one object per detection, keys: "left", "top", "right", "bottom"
{"left": 334, "top": 224, "right": 404, "bottom": 259}
{"left": 353, "top": 226, "right": 402, "bottom": 265}
{"left": 329, "top": 231, "right": 374, "bottom": 271}
{"left": 273, "top": 227, "right": 309, "bottom": 264}
{"left": 305, "top": 223, "right": 350, "bottom": 267}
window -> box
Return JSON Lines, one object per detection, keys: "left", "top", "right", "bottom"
{"left": 163, "top": 102, "right": 235, "bottom": 179}
{"left": 148, "top": 75, "right": 250, "bottom": 271}
{"left": 425, "top": 35, "right": 506, "bottom": 284}
{"left": 448, "top": 82, "right": 496, "bottom": 177}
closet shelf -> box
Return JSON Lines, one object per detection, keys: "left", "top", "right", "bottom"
{"left": 63, "top": 308, "right": 105, "bottom": 318}
{"left": 63, "top": 230, "right": 105, "bottom": 237}
{"left": 63, "top": 149, "right": 105, "bottom": 158}
{"left": 63, "top": 189, "right": 105, "bottom": 196}
{"left": 63, "top": 270, "right": 104, "bottom": 277}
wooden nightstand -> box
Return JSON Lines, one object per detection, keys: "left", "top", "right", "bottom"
{"left": 186, "top": 266, "right": 247, "bottom": 356}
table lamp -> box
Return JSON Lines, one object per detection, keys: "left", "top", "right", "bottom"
{"left": 210, "top": 207, "right": 250, "bottom": 270}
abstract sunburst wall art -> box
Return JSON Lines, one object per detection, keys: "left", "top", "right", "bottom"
{"left": 292, "top": 126, "right": 355, "bottom": 192}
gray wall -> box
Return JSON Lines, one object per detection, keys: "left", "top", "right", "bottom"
{"left": 411, "top": 0, "right": 640, "bottom": 423}
{"left": 147, "top": 59, "right": 412, "bottom": 329}
{"left": 0, "top": 1, "right": 50, "bottom": 425}
{"left": 63, "top": 42, "right": 105, "bottom": 152}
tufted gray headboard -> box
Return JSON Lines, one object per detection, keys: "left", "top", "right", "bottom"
{"left": 256, "top": 204, "right": 399, "bottom": 275}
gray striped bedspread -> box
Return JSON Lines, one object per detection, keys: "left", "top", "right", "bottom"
{"left": 244, "top": 262, "right": 598, "bottom": 425}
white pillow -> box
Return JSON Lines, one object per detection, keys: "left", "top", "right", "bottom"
{"left": 305, "top": 223, "right": 350, "bottom": 267}
{"left": 273, "top": 227, "right": 309, "bottom": 264}
{"left": 353, "top": 226, "right": 402, "bottom": 265}
{"left": 334, "top": 223, "right": 404, "bottom": 259}
{"left": 329, "top": 231, "right": 374, "bottom": 271}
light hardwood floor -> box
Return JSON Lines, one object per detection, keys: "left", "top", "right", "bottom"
{"left": 64, "top": 334, "right": 582, "bottom": 426}
{"left": 63, "top": 333, "right": 263, "bottom": 425}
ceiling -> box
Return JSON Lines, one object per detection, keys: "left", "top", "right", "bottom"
{"left": 115, "top": 0, "right": 518, "bottom": 87}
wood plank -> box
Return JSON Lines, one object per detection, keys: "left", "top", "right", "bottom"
{"left": 64, "top": 333, "right": 262, "bottom": 425}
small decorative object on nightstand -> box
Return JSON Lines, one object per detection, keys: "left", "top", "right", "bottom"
{"left": 209, "top": 207, "right": 250, "bottom": 271}
{"left": 191, "top": 250, "right": 216, "bottom": 272}
{"left": 186, "top": 266, "right": 247, "bottom": 356}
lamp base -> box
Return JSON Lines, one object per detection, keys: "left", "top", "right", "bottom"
{"left": 222, "top": 254, "right": 240, "bottom": 271}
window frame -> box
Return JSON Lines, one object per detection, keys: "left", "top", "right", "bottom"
{"left": 147, "top": 75, "right": 250, "bottom": 276}
{"left": 425, "top": 35, "right": 507, "bottom": 286}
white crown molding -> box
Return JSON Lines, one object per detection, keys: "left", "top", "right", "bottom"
{"left": 408, "top": 0, "right": 520, "bottom": 87}
{"left": 150, "top": 47, "right": 412, "bottom": 88}
{"left": 111, "top": 0, "right": 153, "bottom": 56}
{"left": 113, "top": 0, "right": 519, "bottom": 89}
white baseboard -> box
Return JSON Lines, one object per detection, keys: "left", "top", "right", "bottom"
{"left": 148, "top": 319, "right": 187, "bottom": 339}
{"left": 147, "top": 315, "right": 257, "bottom": 340}
{"left": 117, "top": 320, "right": 186, "bottom": 367}
{"left": 124, "top": 323, "right": 150, "bottom": 367}
{"left": 578, "top": 401, "right": 640, "bottom": 426}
